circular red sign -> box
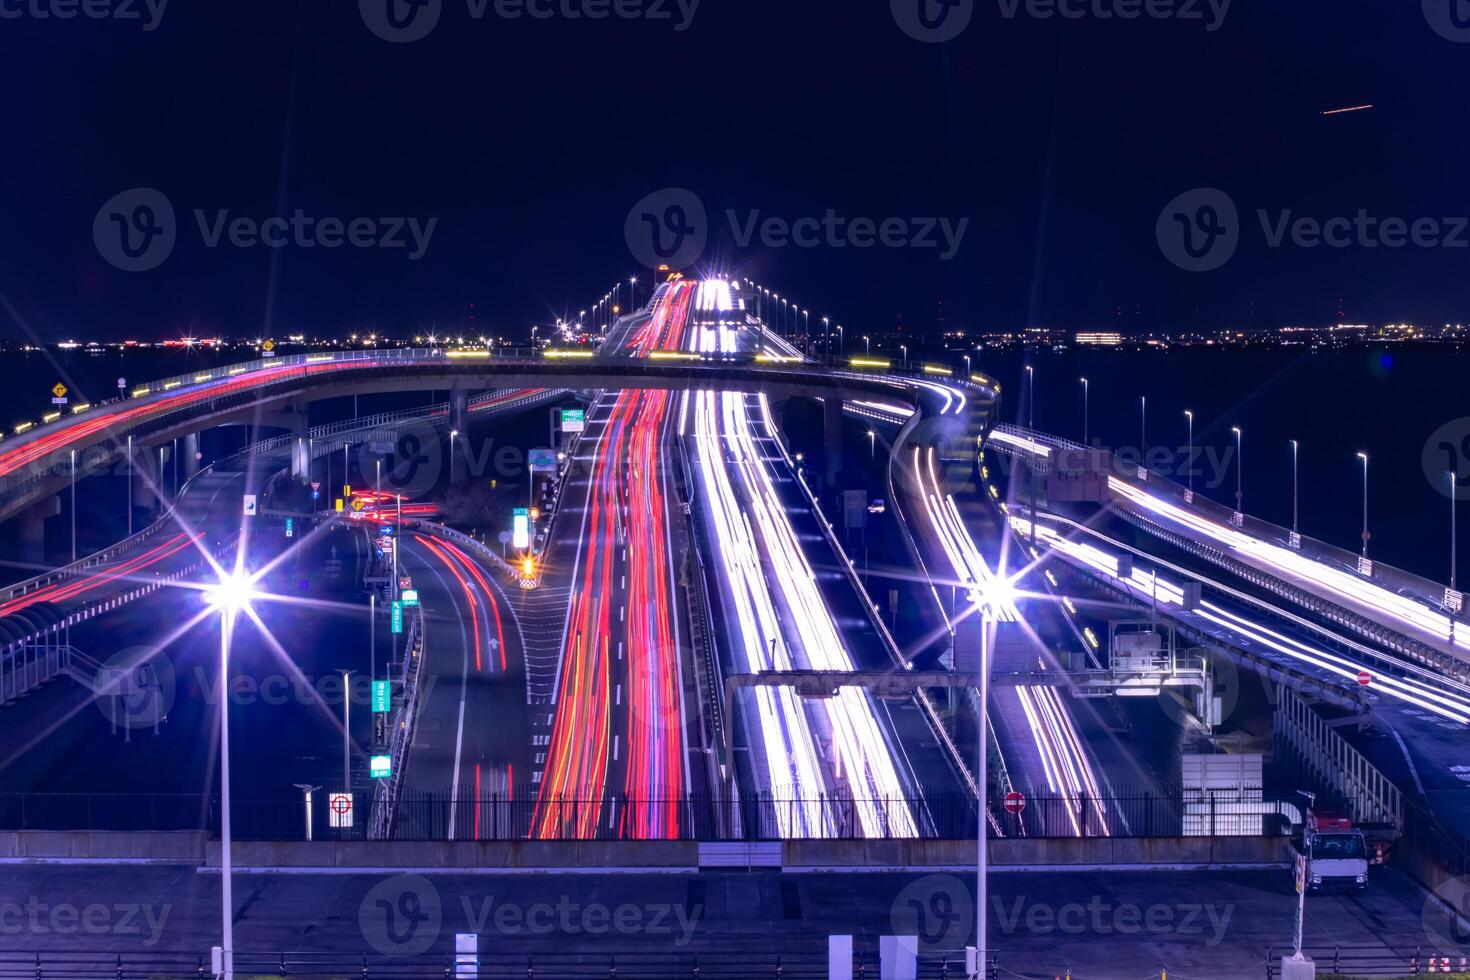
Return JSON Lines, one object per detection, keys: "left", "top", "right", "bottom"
{"left": 331, "top": 795, "right": 352, "bottom": 814}
{"left": 1357, "top": 671, "right": 1373, "bottom": 687}
{"left": 1004, "top": 791, "right": 1026, "bottom": 815}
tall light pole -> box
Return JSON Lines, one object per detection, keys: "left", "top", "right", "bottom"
{"left": 900, "top": 344, "right": 908, "bottom": 367}
{"left": 1451, "top": 471, "right": 1459, "bottom": 593}
{"left": 338, "top": 669, "right": 353, "bottom": 798}
{"left": 126, "top": 434, "right": 133, "bottom": 536}
{"left": 449, "top": 430, "right": 459, "bottom": 484}
{"left": 204, "top": 573, "right": 259, "bottom": 980}
{"left": 1139, "top": 395, "right": 1147, "bottom": 457}
{"left": 70, "top": 450, "right": 77, "bottom": 563}
{"left": 1358, "top": 452, "right": 1370, "bottom": 559}
{"left": 1184, "top": 411, "right": 1195, "bottom": 496}
{"left": 1290, "top": 440, "right": 1300, "bottom": 536}
{"left": 1079, "top": 378, "right": 1089, "bottom": 445}
{"left": 1024, "top": 366, "right": 1035, "bottom": 428}
{"left": 868, "top": 430, "right": 876, "bottom": 459}
{"left": 1232, "top": 427, "right": 1244, "bottom": 516}
{"left": 836, "top": 325, "right": 844, "bottom": 356}
{"left": 974, "top": 613, "right": 993, "bottom": 980}
{"left": 863, "top": 335, "right": 871, "bottom": 355}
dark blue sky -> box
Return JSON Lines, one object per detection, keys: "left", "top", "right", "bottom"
{"left": 2, "top": 0, "right": 1467, "bottom": 340}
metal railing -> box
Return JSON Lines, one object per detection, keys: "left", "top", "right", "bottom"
{"left": 1263, "top": 946, "right": 1469, "bottom": 977}
{"left": 0, "top": 949, "right": 1004, "bottom": 979}
{"left": 0, "top": 789, "right": 1278, "bottom": 842}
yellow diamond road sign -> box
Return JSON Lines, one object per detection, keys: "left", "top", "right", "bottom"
{"left": 262, "top": 339, "right": 275, "bottom": 352}
{"left": 52, "top": 383, "right": 67, "bottom": 398}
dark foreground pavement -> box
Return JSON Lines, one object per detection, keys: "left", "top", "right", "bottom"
{"left": 0, "top": 864, "right": 1456, "bottom": 978}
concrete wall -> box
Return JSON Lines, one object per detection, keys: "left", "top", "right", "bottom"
{"left": 0, "top": 832, "right": 1290, "bottom": 870}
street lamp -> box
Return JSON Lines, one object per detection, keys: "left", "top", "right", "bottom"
{"left": 1358, "top": 452, "right": 1370, "bottom": 559}
{"left": 203, "top": 571, "right": 260, "bottom": 980}
{"left": 863, "top": 335, "right": 871, "bottom": 355}
{"left": 1079, "top": 378, "right": 1089, "bottom": 445}
{"left": 868, "top": 430, "right": 876, "bottom": 459}
{"left": 1451, "top": 471, "right": 1459, "bottom": 594}
{"left": 900, "top": 344, "right": 908, "bottom": 366}
{"left": 1024, "top": 366, "right": 1035, "bottom": 428}
{"left": 1232, "top": 427, "right": 1243, "bottom": 517}
{"left": 1290, "top": 440, "right": 1300, "bottom": 537}
{"left": 1184, "top": 411, "right": 1194, "bottom": 497}
{"left": 449, "top": 430, "right": 460, "bottom": 483}
{"left": 1139, "top": 395, "right": 1147, "bottom": 458}
{"left": 70, "top": 449, "right": 77, "bottom": 563}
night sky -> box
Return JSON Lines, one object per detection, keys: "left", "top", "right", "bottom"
{"left": 3, "top": 0, "right": 1468, "bottom": 340}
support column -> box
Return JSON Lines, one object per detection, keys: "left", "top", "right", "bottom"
{"left": 450, "top": 388, "right": 469, "bottom": 435}
{"left": 183, "top": 431, "right": 201, "bottom": 480}
{"left": 823, "top": 396, "right": 844, "bottom": 487}
{"left": 17, "top": 495, "right": 60, "bottom": 566}
{"left": 131, "top": 446, "right": 161, "bottom": 519}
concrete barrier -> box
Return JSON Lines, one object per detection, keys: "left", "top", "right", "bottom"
{"left": 0, "top": 832, "right": 1291, "bottom": 871}
{"left": 0, "top": 830, "right": 206, "bottom": 863}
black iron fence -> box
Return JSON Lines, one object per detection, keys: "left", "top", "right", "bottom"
{"left": 1263, "top": 946, "right": 1469, "bottom": 978}
{"left": 0, "top": 950, "right": 1003, "bottom": 980}
{"left": 0, "top": 789, "right": 1277, "bottom": 842}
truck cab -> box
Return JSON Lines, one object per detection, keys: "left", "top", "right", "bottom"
{"left": 1295, "top": 811, "right": 1369, "bottom": 894}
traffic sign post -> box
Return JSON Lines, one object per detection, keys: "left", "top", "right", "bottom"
{"left": 1357, "top": 671, "right": 1373, "bottom": 688}
{"left": 327, "top": 792, "right": 354, "bottom": 829}
{"left": 369, "top": 754, "right": 392, "bottom": 779}
{"left": 391, "top": 601, "right": 403, "bottom": 635}
{"left": 371, "top": 680, "right": 391, "bottom": 713}
{"left": 1004, "top": 792, "right": 1027, "bottom": 815}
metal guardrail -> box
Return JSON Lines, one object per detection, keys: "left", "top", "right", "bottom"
{"left": 1273, "top": 684, "right": 1402, "bottom": 828}
{"left": 0, "top": 949, "right": 1005, "bottom": 980}
{"left": 370, "top": 601, "right": 425, "bottom": 840}
{"left": 1263, "top": 946, "right": 1469, "bottom": 977}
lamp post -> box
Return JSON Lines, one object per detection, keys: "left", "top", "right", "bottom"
{"left": 1451, "top": 471, "right": 1459, "bottom": 593}
{"left": 1184, "top": 411, "right": 1194, "bottom": 497}
{"left": 1024, "top": 366, "right": 1035, "bottom": 428}
{"left": 868, "top": 430, "right": 876, "bottom": 459}
{"left": 70, "top": 450, "right": 77, "bottom": 563}
{"left": 338, "top": 669, "right": 353, "bottom": 806}
{"left": 974, "top": 613, "right": 994, "bottom": 980}
{"left": 204, "top": 573, "right": 260, "bottom": 980}
{"left": 1079, "top": 378, "right": 1089, "bottom": 445}
{"left": 900, "top": 344, "right": 908, "bottom": 367}
{"left": 449, "top": 430, "right": 459, "bottom": 484}
{"left": 1358, "top": 452, "right": 1370, "bottom": 559}
{"left": 126, "top": 434, "right": 133, "bottom": 536}
{"left": 1290, "top": 440, "right": 1300, "bottom": 536}
{"left": 1232, "top": 427, "right": 1244, "bottom": 517}
{"left": 863, "top": 335, "right": 871, "bottom": 355}
{"left": 1139, "top": 396, "right": 1147, "bottom": 459}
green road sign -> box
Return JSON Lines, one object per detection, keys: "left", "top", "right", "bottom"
{"left": 372, "top": 680, "right": 391, "bottom": 714}
{"left": 402, "top": 588, "right": 420, "bottom": 606}
{"left": 391, "top": 600, "right": 404, "bottom": 634}
{"left": 369, "top": 754, "right": 392, "bottom": 779}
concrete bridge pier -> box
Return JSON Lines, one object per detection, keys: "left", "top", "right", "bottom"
{"left": 823, "top": 396, "right": 845, "bottom": 487}
{"left": 131, "top": 446, "right": 161, "bottom": 520}
{"left": 17, "top": 494, "right": 60, "bottom": 566}
{"left": 182, "top": 431, "right": 200, "bottom": 481}
{"left": 450, "top": 388, "right": 469, "bottom": 434}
